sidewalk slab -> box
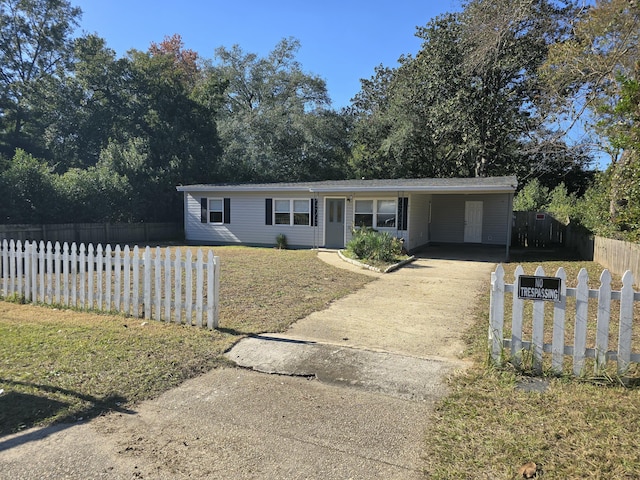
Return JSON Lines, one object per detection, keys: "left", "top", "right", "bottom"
{"left": 227, "top": 335, "right": 467, "bottom": 401}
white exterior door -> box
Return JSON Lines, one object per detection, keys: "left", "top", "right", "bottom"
{"left": 464, "top": 201, "right": 483, "bottom": 243}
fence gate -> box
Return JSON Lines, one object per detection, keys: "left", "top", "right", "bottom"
{"left": 512, "top": 212, "right": 566, "bottom": 248}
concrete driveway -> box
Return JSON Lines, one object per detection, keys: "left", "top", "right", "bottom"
{"left": 0, "top": 247, "right": 497, "bottom": 479}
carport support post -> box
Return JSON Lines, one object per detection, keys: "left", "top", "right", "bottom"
{"left": 505, "top": 192, "right": 514, "bottom": 261}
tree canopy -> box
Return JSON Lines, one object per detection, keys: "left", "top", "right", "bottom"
{"left": 0, "top": 0, "right": 637, "bottom": 241}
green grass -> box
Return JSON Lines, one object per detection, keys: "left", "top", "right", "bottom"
{"left": 423, "top": 253, "right": 640, "bottom": 479}
{"left": 0, "top": 246, "right": 372, "bottom": 435}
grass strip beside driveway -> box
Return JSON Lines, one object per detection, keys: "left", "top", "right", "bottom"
{"left": 423, "top": 257, "right": 640, "bottom": 479}
{"left": 0, "top": 246, "right": 373, "bottom": 435}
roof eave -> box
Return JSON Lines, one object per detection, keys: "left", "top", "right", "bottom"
{"left": 177, "top": 184, "right": 517, "bottom": 194}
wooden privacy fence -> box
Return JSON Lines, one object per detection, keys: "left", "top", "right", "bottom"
{"left": 0, "top": 222, "right": 183, "bottom": 245}
{"left": 512, "top": 211, "right": 566, "bottom": 248}
{"left": 489, "top": 264, "right": 640, "bottom": 377}
{"left": 0, "top": 239, "right": 220, "bottom": 328}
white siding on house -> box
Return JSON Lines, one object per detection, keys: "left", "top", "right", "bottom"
{"left": 430, "top": 194, "right": 511, "bottom": 245}
{"left": 185, "top": 193, "right": 319, "bottom": 247}
{"left": 181, "top": 185, "right": 514, "bottom": 249}
{"left": 408, "top": 193, "right": 430, "bottom": 251}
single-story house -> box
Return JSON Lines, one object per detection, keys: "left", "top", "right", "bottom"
{"left": 176, "top": 175, "right": 517, "bottom": 255}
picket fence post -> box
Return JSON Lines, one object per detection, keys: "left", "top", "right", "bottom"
{"left": 164, "top": 248, "right": 171, "bottom": 323}
{"left": 618, "top": 271, "right": 635, "bottom": 375}
{"left": 132, "top": 246, "right": 140, "bottom": 317}
{"left": 185, "top": 249, "right": 193, "bottom": 325}
{"left": 87, "top": 244, "right": 95, "bottom": 309}
{"left": 551, "top": 267, "right": 567, "bottom": 374}
{"left": 54, "top": 242, "right": 62, "bottom": 304}
{"left": 79, "top": 243, "right": 86, "bottom": 309}
{"left": 24, "top": 241, "right": 32, "bottom": 301}
{"left": 489, "top": 263, "right": 504, "bottom": 364}
{"left": 511, "top": 265, "right": 524, "bottom": 367}
{"left": 1, "top": 239, "right": 7, "bottom": 296}
{"left": 123, "top": 245, "right": 131, "bottom": 316}
{"left": 174, "top": 248, "right": 182, "bottom": 324}
{"left": 532, "top": 266, "right": 545, "bottom": 374}
{"left": 196, "top": 250, "right": 204, "bottom": 327}
{"left": 38, "top": 241, "right": 46, "bottom": 303}
{"left": 144, "top": 246, "right": 151, "bottom": 319}
{"left": 114, "top": 245, "right": 122, "bottom": 312}
{"left": 152, "top": 247, "right": 160, "bottom": 321}
{"left": 573, "top": 268, "right": 589, "bottom": 376}
{"left": 96, "top": 244, "right": 104, "bottom": 309}
{"left": 105, "top": 244, "right": 113, "bottom": 312}
{"left": 595, "top": 269, "right": 612, "bottom": 374}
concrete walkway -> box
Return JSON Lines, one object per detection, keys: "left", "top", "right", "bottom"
{"left": 0, "top": 248, "right": 497, "bottom": 479}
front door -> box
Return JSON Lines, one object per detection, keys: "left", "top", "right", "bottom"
{"left": 464, "top": 201, "right": 483, "bottom": 243}
{"left": 325, "top": 198, "right": 345, "bottom": 248}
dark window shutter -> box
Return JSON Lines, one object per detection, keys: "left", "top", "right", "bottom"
{"left": 265, "top": 198, "right": 273, "bottom": 225}
{"left": 398, "top": 197, "right": 408, "bottom": 231}
{"left": 224, "top": 198, "right": 231, "bottom": 224}
{"left": 310, "top": 199, "right": 317, "bottom": 226}
{"left": 201, "top": 198, "right": 207, "bottom": 223}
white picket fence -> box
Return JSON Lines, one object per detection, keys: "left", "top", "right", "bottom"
{"left": 489, "top": 264, "right": 640, "bottom": 377}
{"left": 0, "top": 239, "right": 220, "bottom": 328}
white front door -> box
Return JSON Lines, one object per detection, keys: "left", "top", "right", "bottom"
{"left": 464, "top": 201, "right": 483, "bottom": 243}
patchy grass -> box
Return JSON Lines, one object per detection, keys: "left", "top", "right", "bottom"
{"left": 423, "top": 254, "right": 640, "bottom": 478}
{"left": 0, "top": 246, "right": 372, "bottom": 435}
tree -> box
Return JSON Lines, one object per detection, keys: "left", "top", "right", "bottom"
{"left": 513, "top": 178, "right": 550, "bottom": 211}
{"left": 350, "top": 0, "right": 585, "bottom": 181}
{"left": 543, "top": 0, "right": 640, "bottom": 237}
{"left": 0, "top": 0, "right": 81, "bottom": 156}
{"left": 98, "top": 36, "right": 224, "bottom": 221}
{"left": 0, "top": 148, "right": 59, "bottom": 222}
{"left": 212, "top": 38, "right": 350, "bottom": 182}
{"left": 38, "top": 34, "right": 133, "bottom": 170}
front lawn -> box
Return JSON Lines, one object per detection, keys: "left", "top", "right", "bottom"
{"left": 0, "top": 246, "right": 372, "bottom": 435}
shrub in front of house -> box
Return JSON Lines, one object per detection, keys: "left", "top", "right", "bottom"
{"left": 346, "top": 227, "right": 403, "bottom": 263}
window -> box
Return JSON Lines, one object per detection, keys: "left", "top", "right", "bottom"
{"left": 293, "top": 200, "right": 310, "bottom": 225}
{"left": 377, "top": 200, "right": 396, "bottom": 227}
{"left": 354, "top": 199, "right": 397, "bottom": 229}
{"left": 354, "top": 200, "right": 373, "bottom": 227}
{"left": 271, "top": 199, "right": 312, "bottom": 226}
{"left": 274, "top": 200, "right": 290, "bottom": 225}
{"left": 209, "top": 199, "right": 223, "bottom": 223}
{"left": 201, "top": 198, "right": 230, "bottom": 224}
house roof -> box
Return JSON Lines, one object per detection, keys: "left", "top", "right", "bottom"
{"left": 176, "top": 175, "right": 518, "bottom": 194}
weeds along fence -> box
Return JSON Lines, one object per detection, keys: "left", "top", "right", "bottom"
{"left": 489, "top": 264, "right": 640, "bottom": 377}
{"left": 0, "top": 239, "right": 220, "bottom": 328}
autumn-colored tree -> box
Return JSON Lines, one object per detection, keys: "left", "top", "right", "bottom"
{"left": 149, "top": 34, "right": 200, "bottom": 89}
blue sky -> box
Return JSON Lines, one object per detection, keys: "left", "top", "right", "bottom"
{"left": 72, "top": 1, "right": 461, "bottom": 109}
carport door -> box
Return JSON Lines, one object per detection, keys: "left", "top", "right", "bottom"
{"left": 325, "top": 199, "right": 345, "bottom": 248}
{"left": 464, "top": 201, "right": 483, "bottom": 243}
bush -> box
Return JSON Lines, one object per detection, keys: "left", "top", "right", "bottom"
{"left": 346, "top": 227, "right": 403, "bottom": 263}
{"left": 276, "top": 233, "right": 287, "bottom": 249}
